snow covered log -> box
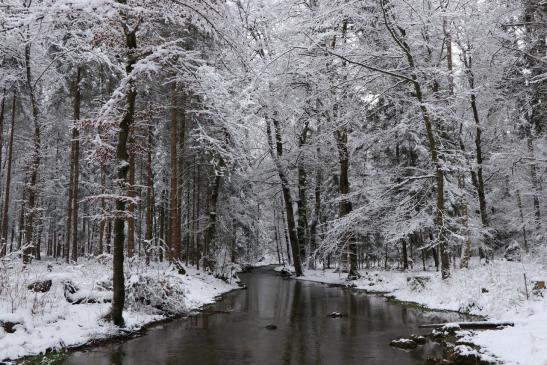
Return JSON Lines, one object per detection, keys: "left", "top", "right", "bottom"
{"left": 419, "top": 322, "right": 514, "bottom": 330}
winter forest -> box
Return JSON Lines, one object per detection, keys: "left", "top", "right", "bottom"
{"left": 0, "top": 0, "right": 545, "bottom": 364}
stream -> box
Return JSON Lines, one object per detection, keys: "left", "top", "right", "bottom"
{"left": 61, "top": 267, "right": 472, "bottom": 365}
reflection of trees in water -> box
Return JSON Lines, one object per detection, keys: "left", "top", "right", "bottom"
{"left": 109, "top": 346, "right": 125, "bottom": 365}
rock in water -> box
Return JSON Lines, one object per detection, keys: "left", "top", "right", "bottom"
{"left": 390, "top": 338, "right": 418, "bottom": 350}
{"left": 410, "top": 334, "right": 426, "bottom": 344}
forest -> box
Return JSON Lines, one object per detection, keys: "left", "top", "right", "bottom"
{"left": 0, "top": 0, "right": 545, "bottom": 364}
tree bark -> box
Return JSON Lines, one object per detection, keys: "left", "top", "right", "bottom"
{"left": 1, "top": 93, "right": 16, "bottom": 256}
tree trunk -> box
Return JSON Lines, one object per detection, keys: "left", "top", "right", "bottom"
{"left": 23, "top": 39, "right": 42, "bottom": 265}
{"left": 265, "top": 118, "right": 303, "bottom": 276}
{"left": 401, "top": 239, "right": 408, "bottom": 270}
{"left": 516, "top": 189, "right": 529, "bottom": 252}
{"left": 127, "top": 152, "right": 135, "bottom": 257}
{"left": 296, "top": 123, "right": 310, "bottom": 266}
{"left": 168, "top": 83, "right": 180, "bottom": 262}
{"left": 0, "top": 90, "right": 5, "bottom": 209}
{"left": 70, "top": 67, "right": 81, "bottom": 263}
{"left": 111, "top": 18, "right": 138, "bottom": 326}
{"left": 462, "top": 52, "right": 489, "bottom": 228}
{"left": 205, "top": 166, "right": 222, "bottom": 258}
{"left": 334, "top": 128, "right": 359, "bottom": 279}
{"left": 145, "top": 125, "right": 154, "bottom": 264}
{"left": 98, "top": 166, "right": 106, "bottom": 255}
{"left": 1, "top": 93, "right": 15, "bottom": 256}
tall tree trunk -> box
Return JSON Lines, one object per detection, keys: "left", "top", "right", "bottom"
{"left": 265, "top": 118, "right": 303, "bottom": 276}
{"left": 0, "top": 90, "right": 5, "bottom": 207}
{"left": 168, "top": 83, "right": 180, "bottom": 262}
{"left": 401, "top": 239, "right": 408, "bottom": 270}
{"left": 309, "top": 134, "right": 322, "bottom": 270}
{"left": 145, "top": 125, "right": 154, "bottom": 264}
{"left": 110, "top": 14, "right": 138, "bottom": 326}
{"left": 296, "top": 123, "right": 310, "bottom": 266}
{"left": 1, "top": 93, "right": 16, "bottom": 256}
{"left": 205, "top": 165, "right": 222, "bottom": 258}
{"left": 280, "top": 198, "right": 292, "bottom": 265}
{"left": 127, "top": 152, "right": 135, "bottom": 257}
{"left": 526, "top": 137, "right": 542, "bottom": 230}
{"left": 334, "top": 128, "right": 359, "bottom": 279}
{"left": 177, "top": 96, "right": 186, "bottom": 261}
{"left": 23, "top": 39, "right": 42, "bottom": 265}
{"left": 70, "top": 67, "right": 81, "bottom": 262}
{"left": 98, "top": 166, "right": 106, "bottom": 255}
{"left": 516, "top": 188, "right": 529, "bottom": 252}
{"left": 462, "top": 52, "right": 489, "bottom": 228}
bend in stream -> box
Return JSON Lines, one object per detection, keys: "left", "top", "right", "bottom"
{"left": 59, "top": 267, "right": 473, "bottom": 365}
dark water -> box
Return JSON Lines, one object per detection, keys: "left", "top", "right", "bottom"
{"left": 62, "top": 267, "right": 471, "bottom": 365}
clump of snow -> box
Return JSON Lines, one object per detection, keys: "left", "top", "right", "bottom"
{"left": 0, "top": 257, "right": 237, "bottom": 361}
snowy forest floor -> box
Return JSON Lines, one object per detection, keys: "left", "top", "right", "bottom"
{"left": 0, "top": 256, "right": 238, "bottom": 362}
{"left": 277, "top": 257, "right": 547, "bottom": 365}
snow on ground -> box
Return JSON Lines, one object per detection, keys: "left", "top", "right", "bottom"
{"left": 0, "top": 256, "right": 237, "bottom": 362}
{"left": 277, "top": 257, "right": 547, "bottom": 365}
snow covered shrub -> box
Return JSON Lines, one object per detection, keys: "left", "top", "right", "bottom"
{"left": 504, "top": 241, "right": 522, "bottom": 262}
{"left": 213, "top": 247, "right": 241, "bottom": 283}
{"left": 96, "top": 253, "right": 113, "bottom": 265}
{"left": 125, "top": 273, "right": 187, "bottom": 314}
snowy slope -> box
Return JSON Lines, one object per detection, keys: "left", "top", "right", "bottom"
{"left": 0, "top": 258, "right": 237, "bottom": 361}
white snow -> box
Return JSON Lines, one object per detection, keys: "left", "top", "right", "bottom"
{"left": 281, "top": 257, "right": 547, "bottom": 365}
{"left": 0, "top": 257, "right": 237, "bottom": 362}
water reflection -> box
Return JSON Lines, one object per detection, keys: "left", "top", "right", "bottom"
{"left": 62, "top": 268, "right": 472, "bottom": 365}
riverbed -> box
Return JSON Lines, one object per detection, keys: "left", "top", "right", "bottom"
{"left": 60, "top": 267, "right": 472, "bottom": 365}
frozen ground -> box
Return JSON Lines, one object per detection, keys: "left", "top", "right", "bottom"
{"left": 0, "top": 256, "right": 237, "bottom": 362}
{"left": 276, "top": 257, "right": 547, "bottom": 365}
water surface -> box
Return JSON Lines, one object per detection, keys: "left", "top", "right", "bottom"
{"left": 63, "top": 267, "right": 471, "bottom": 365}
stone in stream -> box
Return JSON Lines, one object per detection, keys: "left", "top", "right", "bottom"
{"left": 389, "top": 338, "right": 418, "bottom": 350}
{"left": 265, "top": 324, "right": 277, "bottom": 330}
{"left": 410, "top": 334, "right": 426, "bottom": 344}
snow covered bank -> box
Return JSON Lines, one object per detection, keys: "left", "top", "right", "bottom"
{"left": 0, "top": 257, "right": 238, "bottom": 362}
{"left": 278, "top": 258, "right": 547, "bottom": 365}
